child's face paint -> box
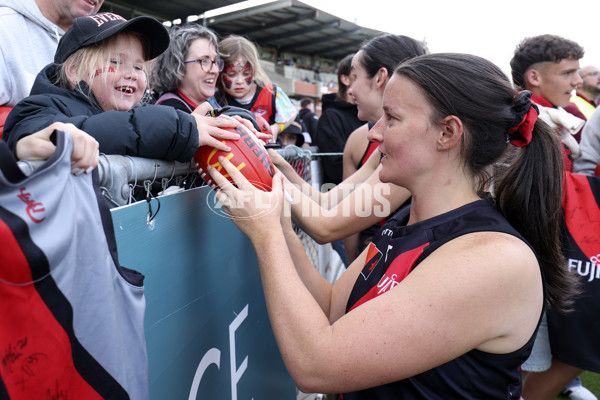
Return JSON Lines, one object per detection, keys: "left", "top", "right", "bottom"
{"left": 90, "top": 34, "right": 146, "bottom": 112}
{"left": 222, "top": 72, "right": 233, "bottom": 90}
{"left": 94, "top": 66, "right": 116, "bottom": 77}
{"left": 221, "top": 58, "right": 255, "bottom": 100}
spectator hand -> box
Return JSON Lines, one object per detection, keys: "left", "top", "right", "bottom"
{"left": 254, "top": 130, "right": 273, "bottom": 144}
{"left": 192, "top": 103, "right": 241, "bottom": 152}
{"left": 15, "top": 122, "right": 99, "bottom": 175}
{"left": 269, "top": 123, "right": 280, "bottom": 143}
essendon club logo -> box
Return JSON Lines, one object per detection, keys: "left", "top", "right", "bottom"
{"left": 254, "top": 108, "right": 267, "bottom": 117}
{"left": 17, "top": 187, "right": 45, "bottom": 223}
{"left": 361, "top": 243, "right": 382, "bottom": 280}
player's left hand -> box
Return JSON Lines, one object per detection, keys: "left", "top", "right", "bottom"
{"left": 207, "top": 156, "right": 284, "bottom": 239}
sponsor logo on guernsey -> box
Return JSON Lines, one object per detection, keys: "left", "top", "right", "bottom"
{"left": 18, "top": 187, "right": 45, "bottom": 223}
{"left": 254, "top": 108, "right": 268, "bottom": 117}
{"left": 381, "top": 228, "right": 393, "bottom": 237}
{"left": 568, "top": 256, "right": 600, "bottom": 282}
{"left": 376, "top": 272, "right": 400, "bottom": 295}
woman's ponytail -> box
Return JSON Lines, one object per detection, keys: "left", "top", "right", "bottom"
{"left": 495, "top": 93, "right": 578, "bottom": 313}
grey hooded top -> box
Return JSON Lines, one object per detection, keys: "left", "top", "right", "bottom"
{"left": 0, "top": 0, "right": 65, "bottom": 107}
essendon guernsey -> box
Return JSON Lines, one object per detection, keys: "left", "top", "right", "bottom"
{"left": 0, "top": 132, "right": 147, "bottom": 399}
{"left": 547, "top": 172, "right": 600, "bottom": 373}
{"left": 343, "top": 199, "right": 541, "bottom": 400}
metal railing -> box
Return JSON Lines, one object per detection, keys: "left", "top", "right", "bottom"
{"left": 17, "top": 146, "right": 345, "bottom": 282}
{"left": 17, "top": 146, "right": 333, "bottom": 208}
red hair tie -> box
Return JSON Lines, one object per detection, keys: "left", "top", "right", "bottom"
{"left": 507, "top": 90, "right": 539, "bottom": 147}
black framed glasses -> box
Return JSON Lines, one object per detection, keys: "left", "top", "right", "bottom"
{"left": 184, "top": 57, "right": 224, "bottom": 72}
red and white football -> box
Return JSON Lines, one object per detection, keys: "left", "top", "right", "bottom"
{"left": 194, "top": 116, "right": 275, "bottom": 191}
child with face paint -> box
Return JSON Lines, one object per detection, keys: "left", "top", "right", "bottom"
{"left": 3, "top": 13, "right": 239, "bottom": 162}
{"left": 217, "top": 35, "right": 297, "bottom": 143}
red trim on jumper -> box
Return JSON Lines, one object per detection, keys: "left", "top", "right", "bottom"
{"left": 349, "top": 242, "right": 428, "bottom": 312}
{"left": 175, "top": 89, "right": 199, "bottom": 109}
{"left": 359, "top": 141, "right": 379, "bottom": 168}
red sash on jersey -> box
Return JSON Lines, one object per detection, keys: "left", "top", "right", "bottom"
{"left": 0, "top": 132, "right": 141, "bottom": 398}
{"left": 349, "top": 242, "right": 428, "bottom": 312}
{"left": 0, "top": 214, "right": 103, "bottom": 399}
{"left": 562, "top": 172, "right": 600, "bottom": 262}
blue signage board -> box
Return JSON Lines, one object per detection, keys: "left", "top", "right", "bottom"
{"left": 111, "top": 186, "right": 296, "bottom": 399}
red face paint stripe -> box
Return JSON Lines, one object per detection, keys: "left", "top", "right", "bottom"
{"left": 94, "top": 66, "right": 116, "bottom": 77}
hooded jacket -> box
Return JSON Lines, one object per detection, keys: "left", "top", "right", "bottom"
{"left": 298, "top": 107, "right": 319, "bottom": 140}
{"left": 3, "top": 64, "right": 199, "bottom": 162}
{"left": 0, "top": 0, "right": 65, "bottom": 107}
{"left": 315, "top": 93, "right": 364, "bottom": 185}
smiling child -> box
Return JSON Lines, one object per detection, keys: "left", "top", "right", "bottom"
{"left": 3, "top": 12, "right": 239, "bottom": 161}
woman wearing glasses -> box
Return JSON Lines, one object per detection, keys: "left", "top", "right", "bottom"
{"left": 151, "top": 25, "right": 224, "bottom": 112}
{"left": 217, "top": 35, "right": 297, "bottom": 143}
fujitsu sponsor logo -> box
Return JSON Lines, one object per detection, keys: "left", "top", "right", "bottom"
{"left": 568, "top": 256, "right": 600, "bottom": 282}
{"left": 376, "top": 273, "right": 400, "bottom": 295}
{"left": 17, "top": 187, "right": 45, "bottom": 223}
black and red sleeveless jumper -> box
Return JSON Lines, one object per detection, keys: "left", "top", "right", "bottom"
{"left": 343, "top": 199, "right": 543, "bottom": 400}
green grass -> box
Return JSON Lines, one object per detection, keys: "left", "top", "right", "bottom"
{"left": 555, "top": 371, "right": 600, "bottom": 399}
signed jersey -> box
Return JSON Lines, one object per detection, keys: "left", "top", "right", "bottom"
{"left": 343, "top": 199, "right": 541, "bottom": 400}
{"left": 547, "top": 172, "right": 600, "bottom": 373}
{"left": 0, "top": 131, "right": 147, "bottom": 399}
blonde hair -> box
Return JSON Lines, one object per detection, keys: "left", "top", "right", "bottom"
{"left": 218, "top": 35, "right": 271, "bottom": 89}
{"left": 55, "top": 32, "right": 151, "bottom": 108}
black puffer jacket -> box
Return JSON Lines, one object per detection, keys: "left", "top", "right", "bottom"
{"left": 3, "top": 63, "right": 199, "bottom": 162}
{"left": 315, "top": 93, "right": 364, "bottom": 185}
